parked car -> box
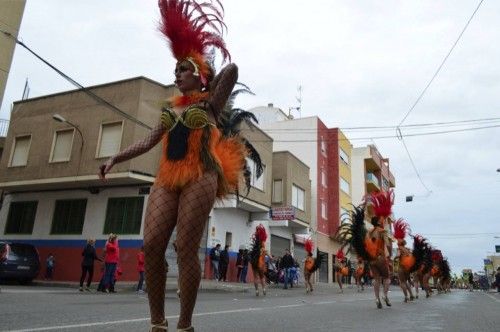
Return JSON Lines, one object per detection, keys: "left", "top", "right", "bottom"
{"left": 0, "top": 242, "right": 40, "bottom": 284}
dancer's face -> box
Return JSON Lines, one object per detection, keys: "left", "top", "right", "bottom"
{"left": 174, "top": 60, "right": 202, "bottom": 94}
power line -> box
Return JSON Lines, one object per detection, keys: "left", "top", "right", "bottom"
{"left": 397, "top": 0, "right": 485, "bottom": 127}
{"left": 0, "top": 29, "right": 152, "bottom": 130}
{"left": 241, "top": 123, "right": 500, "bottom": 142}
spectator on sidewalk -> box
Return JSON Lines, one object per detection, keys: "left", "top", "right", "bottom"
{"left": 240, "top": 249, "right": 249, "bottom": 283}
{"left": 280, "top": 249, "right": 294, "bottom": 289}
{"left": 80, "top": 239, "right": 101, "bottom": 291}
{"left": 495, "top": 267, "right": 500, "bottom": 293}
{"left": 137, "top": 246, "right": 145, "bottom": 293}
{"left": 103, "top": 233, "right": 119, "bottom": 293}
{"left": 209, "top": 244, "right": 221, "bottom": 281}
{"left": 45, "top": 253, "right": 55, "bottom": 280}
{"left": 236, "top": 249, "right": 244, "bottom": 281}
{"left": 219, "top": 245, "right": 229, "bottom": 282}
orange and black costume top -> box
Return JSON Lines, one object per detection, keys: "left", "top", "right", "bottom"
{"left": 154, "top": 99, "right": 245, "bottom": 198}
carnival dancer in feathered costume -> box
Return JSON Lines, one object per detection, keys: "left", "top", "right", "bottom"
{"left": 354, "top": 256, "right": 366, "bottom": 292}
{"left": 334, "top": 248, "right": 349, "bottom": 293}
{"left": 410, "top": 234, "right": 433, "bottom": 299}
{"left": 250, "top": 224, "right": 268, "bottom": 296}
{"left": 393, "top": 219, "right": 415, "bottom": 302}
{"left": 99, "top": 1, "right": 261, "bottom": 330}
{"left": 438, "top": 258, "right": 452, "bottom": 293}
{"left": 303, "top": 238, "right": 320, "bottom": 294}
{"left": 430, "top": 249, "right": 448, "bottom": 294}
{"left": 337, "top": 190, "right": 395, "bottom": 308}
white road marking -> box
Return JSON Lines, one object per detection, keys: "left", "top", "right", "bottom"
{"left": 5, "top": 297, "right": 350, "bottom": 332}
{"left": 484, "top": 292, "right": 500, "bottom": 303}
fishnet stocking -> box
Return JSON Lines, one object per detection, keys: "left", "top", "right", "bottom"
{"left": 176, "top": 171, "right": 218, "bottom": 329}
{"left": 144, "top": 186, "right": 179, "bottom": 327}
{"left": 252, "top": 269, "right": 266, "bottom": 291}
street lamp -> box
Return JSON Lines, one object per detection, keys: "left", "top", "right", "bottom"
{"left": 52, "top": 114, "right": 83, "bottom": 151}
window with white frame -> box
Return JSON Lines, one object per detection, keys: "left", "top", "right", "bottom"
{"left": 321, "top": 169, "right": 327, "bottom": 187}
{"left": 9, "top": 135, "right": 31, "bottom": 167}
{"left": 272, "top": 179, "right": 283, "bottom": 202}
{"left": 246, "top": 158, "right": 266, "bottom": 191}
{"left": 340, "top": 177, "right": 350, "bottom": 195}
{"left": 321, "top": 200, "right": 327, "bottom": 219}
{"left": 97, "top": 122, "right": 123, "bottom": 158}
{"left": 320, "top": 136, "right": 326, "bottom": 154}
{"left": 292, "top": 184, "right": 305, "bottom": 211}
{"left": 50, "top": 129, "right": 74, "bottom": 162}
{"left": 339, "top": 148, "right": 349, "bottom": 165}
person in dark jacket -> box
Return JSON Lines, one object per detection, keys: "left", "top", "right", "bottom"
{"left": 79, "top": 239, "right": 101, "bottom": 291}
{"left": 495, "top": 267, "right": 500, "bottom": 293}
{"left": 236, "top": 249, "right": 244, "bottom": 281}
{"left": 219, "top": 245, "right": 230, "bottom": 282}
{"left": 240, "top": 249, "right": 249, "bottom": 283}
{"left": 280, "top": 249, "right": 294, "bottom": 289}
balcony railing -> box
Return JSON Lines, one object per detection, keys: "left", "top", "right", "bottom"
{"left": 0, "top": 119, "right": 9, "bottom": 137}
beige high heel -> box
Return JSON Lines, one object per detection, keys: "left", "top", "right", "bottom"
{"left": 150, "top": 319, "right": 168, "bottom": 331}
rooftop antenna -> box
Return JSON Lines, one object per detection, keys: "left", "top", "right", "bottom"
{"left": 288, "top": 85, "right": 302, "bottom": 119}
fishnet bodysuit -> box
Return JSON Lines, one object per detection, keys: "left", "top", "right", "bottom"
{"left": 101, "top": 64, "right": 238, "bottom": 330}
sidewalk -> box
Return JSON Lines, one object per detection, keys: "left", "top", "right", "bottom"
{"left": 32, "top": 278, "right": 254, "bottom": 293}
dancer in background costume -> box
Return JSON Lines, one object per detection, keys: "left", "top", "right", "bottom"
{"left": 99, "top": 1, "right": 261, "bottom": 330}
{"left": 354, "top": 257, "right": 366, "bottom": 292}
{"left": 338, "top": 190, "right": 395, "bottom": 309}
{"left": 393, "top": 219, "right": 415, "bottom": 303}
{"left": 250, "top": 224, "right": 268, "bottom": 296}
{"left": 303, "top": 238, "right": 320, "bottom": 294}
{"left": 334, "top": 248, "right": 349, "bottom": 293}
{"left": 410, "top": 235, "right": 433, "bottom": 299}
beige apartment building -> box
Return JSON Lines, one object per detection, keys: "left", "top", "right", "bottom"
{"left": 0, "top": 0, "right": 26, "bottom": 108}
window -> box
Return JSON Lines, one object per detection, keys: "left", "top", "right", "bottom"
{"left": 292, "top": 184, "right": 305, "bottom": 211}
{"left": 320, "top": 136, "right": 326, "bottom": 154}
{"left": 225, "top": 232, "right": 232, "bottom": 248}
{"left": 9, "top": 135, "right": 31, "bottom": 167}
{"left": 50, "top": 129, "right": 74, "bottom": 162}
{"left": 97, "top": 122, "right": 123, "bottom": 158}
{"left": 246, "top": 158, "right": 266, "bottom": 191}
{"left": 50, "top": 199, "right": 87, "bottom": 234}
{"left": 272, "top": 180, "right": 283, "bottom": 202}
{"left": 5, "top": 201, "right": 38, "bottom": 234}
{"left": 340, "top": 177, "right": 350, "bottom": 195}
{"left": 321, "top": 169, "right": 327, "bottom": 187}
{"left": 339, "top": 148, "right": 349, "bottom": 165}
{"left": 104, "top": 197, "right": 144, "bottom": 234}
{"left": 321, "top": 200, "right": 327, "bottom": 219}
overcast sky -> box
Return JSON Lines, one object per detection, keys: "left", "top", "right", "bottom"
{"left": 1, "top": 0, "right": 499, "bottom": 275}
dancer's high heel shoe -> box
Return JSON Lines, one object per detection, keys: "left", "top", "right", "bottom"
{"left": 383, "top": 296, "right": 392, "bottom": 307}
{"left": 177, "top": 327, "right": 194, "bottom": 332}
{"left": 376, "top": 299, "right": 382, "bottom": 309}
{"left": 150, "top": 319, "right": 168, "bottom": 332}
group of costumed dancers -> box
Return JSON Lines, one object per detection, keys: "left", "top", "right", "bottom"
{"left": 335, "top": 189, "right": 452, "bottom": 308}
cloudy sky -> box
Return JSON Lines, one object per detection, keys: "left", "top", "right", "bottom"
{"left": 1, "top": 0, "right": 499, "bottom": 274}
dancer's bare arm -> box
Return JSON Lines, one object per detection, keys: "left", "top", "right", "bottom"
{"left": 99, "top": 123, "right": 165, "bottom": 179}
{"left": 208, "top": 63, "right": 238, "bottom": 119}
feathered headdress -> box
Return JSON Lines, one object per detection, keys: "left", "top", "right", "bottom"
{"left": 250, "top": 224, "right": 267, "bottom": 270}
{"left": 158, "top": 0, "right": 231, "bottom": 86}
{"left": 393, "top": 218, "right": 410, "bottom": 242}
{"left": 336, "top": 248, "right": 345, "bottom": 261}
{"left": 431, "top": 249, "right": 443, "bottom": 262}
{"left": 304, "top": 238, "right": 314, "bottom": 255}
{"left": 411, "top": 235, "right": 433, "bottom": 274}
{"left": 369, "top": 189, "right": 394, "bottom": 219}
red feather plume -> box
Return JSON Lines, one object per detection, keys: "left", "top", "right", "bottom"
{"left": 158, "top": 0, "right": 230, "bottom": 66}
{"left": 304, "top": 238, "right": 314, "bottom": 254}
{"left": 254, "top": 224, "right": 267, "bottom": 243}
{"left": 431, "top": 249, "right": 443, "bottom": 262}
{"left": 336, "top": 248, "right": 345, "bottom": 261}
{"left": 369, "top": 189, "right": 394, "bottom": 218}
{"left": 393, "top": 218, "right": 410, "bottom": 240}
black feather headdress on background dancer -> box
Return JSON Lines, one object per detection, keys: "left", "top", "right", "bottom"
{"left": 337, "top": 205, "right": 372, "bottom": 261}
{"left": 250, "top": 224, "right": 267, "bottom": 270}
{"left": 410, "top": 235, "right": 433, "bottom": 274}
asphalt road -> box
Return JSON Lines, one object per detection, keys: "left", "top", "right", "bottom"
{"left": 1, "top": 284, "right": 499, "bottom": 332}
